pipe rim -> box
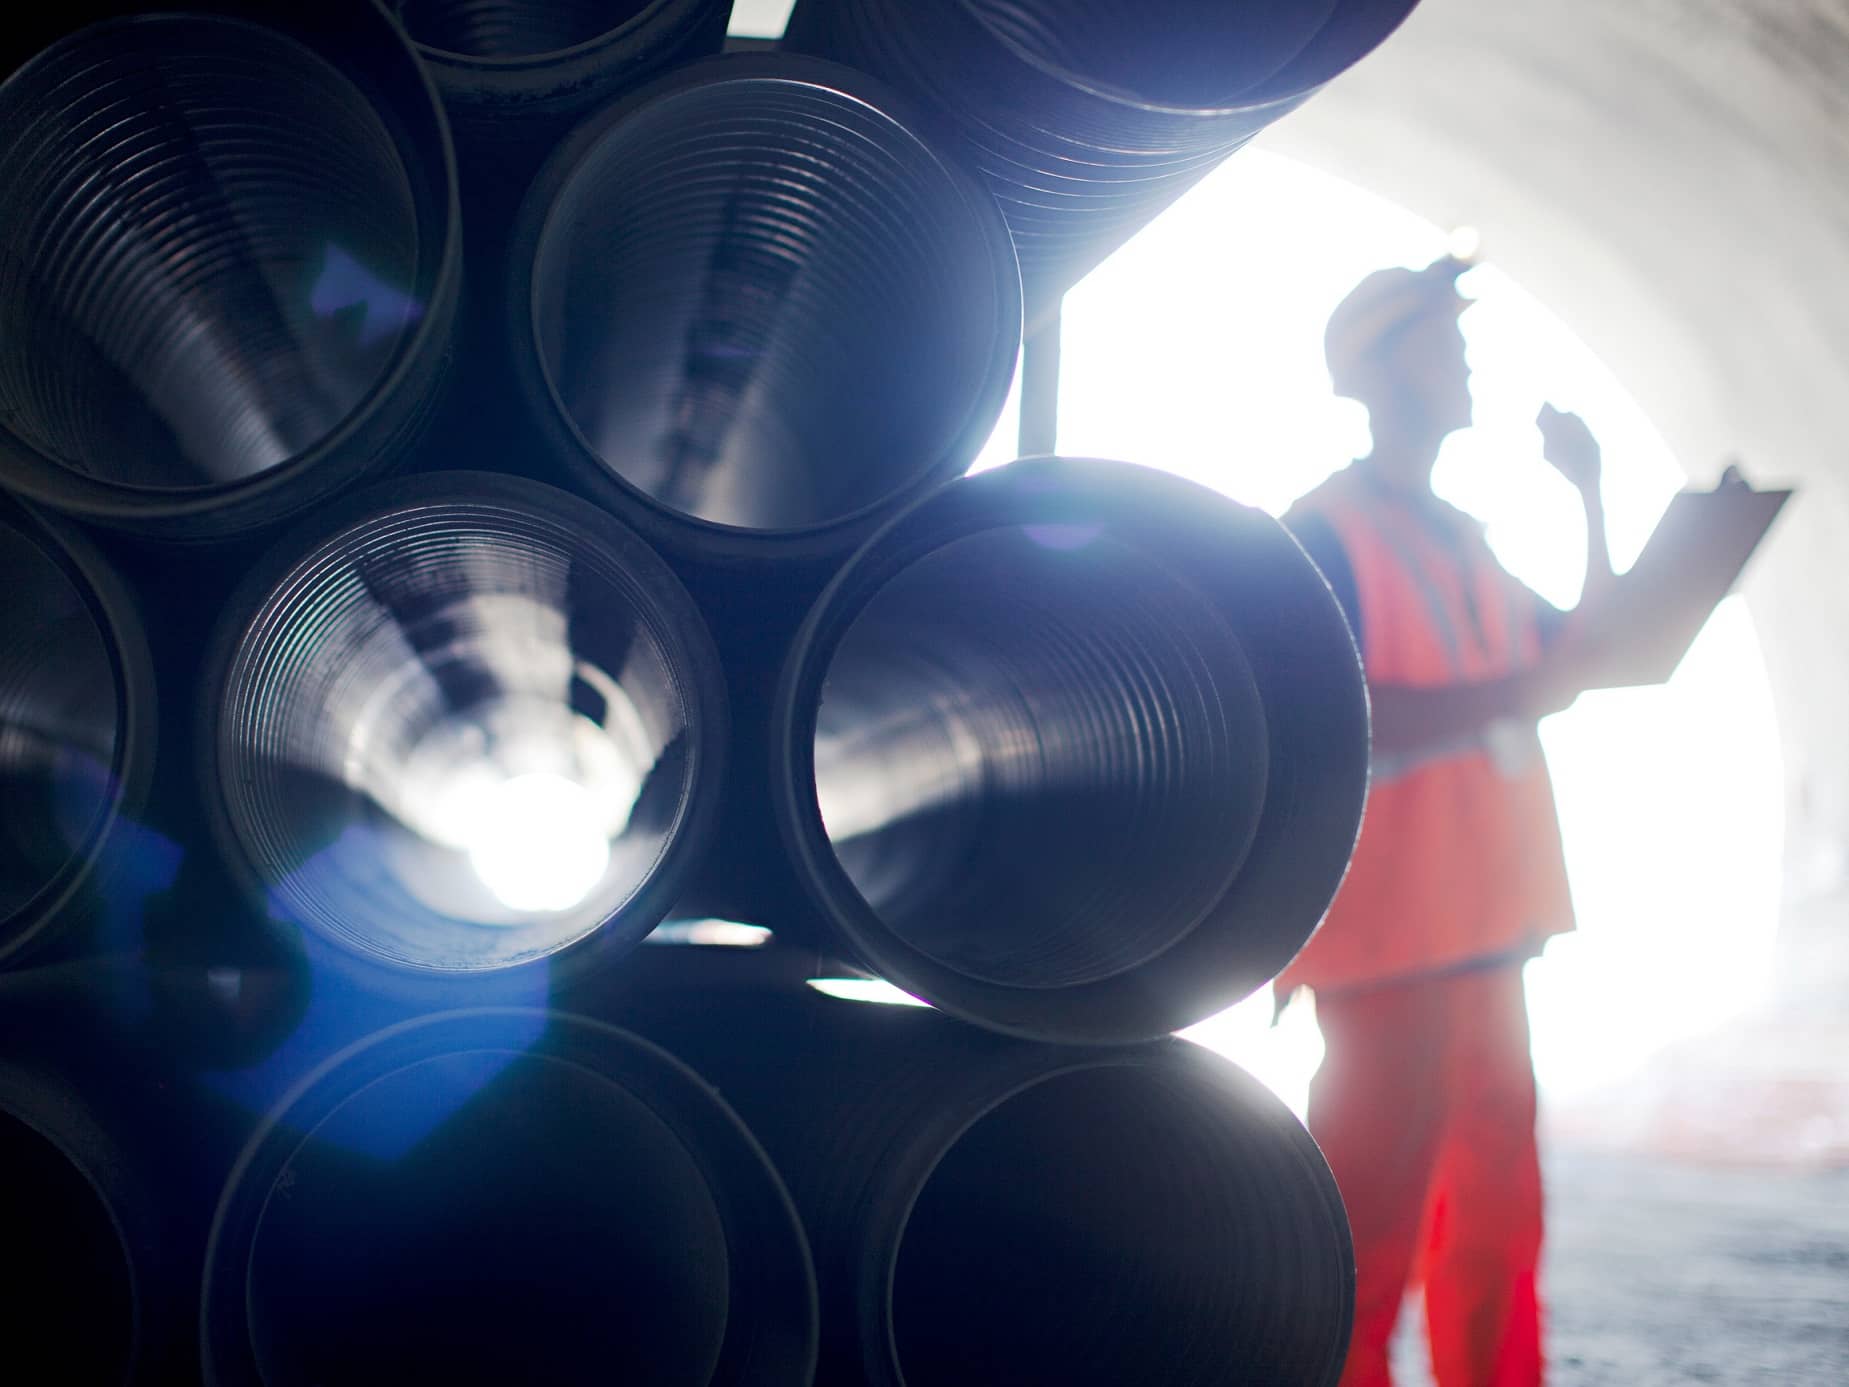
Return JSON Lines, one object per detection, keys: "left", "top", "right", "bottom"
{"left": 856, "top": 1040, "right": 1353, "bottom": 1387}
{"left": 0, "top": 497, "right": 157, "bottom": 966}
{"left": 509, "top": 52, "right": 1023, "bottom": 564}
{"left": 0, "top": 1064, "right": 150, "bottom": 1386}
{"left": 198, "top": 470, "right": 727, "bottom": 982}
{"left": 774, "top": 457, "right": 1368, "bottom": 1042}
{"left": 873, "top": 0, "right": 1416, "bottom": 116}
{"left": 0, "top": 2, "right": 461, "bottom": 536}
{"left": 398, "top": 0, "right": 705, "bottom": 70}
{"left": 941, "top": 0, "right": 1330, "bottom": 114}
{"left": 201, "top": 1008, "right": 818, "bottom": 1387}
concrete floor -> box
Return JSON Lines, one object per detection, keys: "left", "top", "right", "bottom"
{"left": 1389, "top": 1147, "right": 1849, "bottom": 1385}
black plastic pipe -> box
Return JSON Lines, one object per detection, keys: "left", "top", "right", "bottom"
{"left": 782, "top": 0, "right": 1420, "bottom": 307}
{"left": 774, "top": 457, "right": 1368, "bottom": 1042}
{"left": 0, "top": 497, "right": 156, "bottom": 967}
{"left": 202, "top": 472, "right": 726, "bottom": 987}
{"left": 509, "top": 53, "right": 1022, "bottom": 565}
{"left": 0, "top": 1059, "right": 175, "bottom": 1386}
{"left": 611, "top": 980, "right": 1353, "bottom": 1387}
{"left": 392, "top": 0, "right": 732, "bottom": 220}
{"left": 201, "top": 1008, "right": 817, "bottom": 1387}
{"left": 0, "top": 3, "right": 460, "bottom": 539}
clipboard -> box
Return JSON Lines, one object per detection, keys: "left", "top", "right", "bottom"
{"left": 1576, "top": 476, "right": 1790, "bottom": 688}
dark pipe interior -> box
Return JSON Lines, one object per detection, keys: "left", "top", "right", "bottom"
{"left": 956, "top": 0, "right": 1339, "bottom": 106}
{"left": 0, "top": 16, "right": 420, "bottom": 490}
{"left": 216, "top": 493, "right": 696, "bottom": 970}
{"left": 892, "top": 1064, "right": 1345, "bottom": 1386}
{"left": 531, "top": 73, "right": 1011, "bottom": 531}
{"left": 395, "top": 0, "right": 654, "bottom": 58}
{"left": 813, "top": 524, "right": 1268, "bottom": 988}
{"left": 0, "top": 518, "right": 117, "bottom": 923}
{"left": 244, "top": 1050, "right": 730, "bottom": 1387}
{"left": 0, "top": 1110, "right": 136, "bottom": 1384}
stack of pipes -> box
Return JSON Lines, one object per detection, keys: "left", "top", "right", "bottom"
{"left": 0, "top": 3, "right": 1415, "bottom": 1382}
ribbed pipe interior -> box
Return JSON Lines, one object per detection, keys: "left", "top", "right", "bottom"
{"left": 955, "top": 0, "right": 1339, "bottom": 106}
{"left": 1, "top": 1111, "right": 136, "bottom": 1384}
{"left": 0, "top": 16, "right": 420, "bottom": 490}
{"left": 0, "top": 518, "right": 118, "bottom": 923}
{"left": 396, "top": 0, "right": 654, "bottom": 57}
{"left": 244, "top": 1050, "right": 730, "bottom": 1386}
{"left": 813, "top": 525, "right": 1267, "bottom": 989}
{"left": 532, "top": 75, "right": 1010, "bottom": 530}
{"left": 892, "top": 1064, "right": 1348, "bottom": 1386}
{"left": 217, "top": 498, "right": 696, "bottom": 970}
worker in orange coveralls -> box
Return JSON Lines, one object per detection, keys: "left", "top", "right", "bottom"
{"left": 1279, "top": 255, "right": 1612, "bottom": 1386}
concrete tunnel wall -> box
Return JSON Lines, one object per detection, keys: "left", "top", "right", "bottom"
{"left": 1259, "top": 0, "right": 1849, "bottom": 898}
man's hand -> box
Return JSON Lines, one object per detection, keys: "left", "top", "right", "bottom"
{"left": 1518, "top": 613, "right": 1619, "bottom": 719}
{"left": 1537, "top": 404, "right": 1602, "bottom": 495}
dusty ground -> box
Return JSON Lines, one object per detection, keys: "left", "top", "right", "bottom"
{"left": 1389, "top": 1147, "right": 1849, "bottom": 1385}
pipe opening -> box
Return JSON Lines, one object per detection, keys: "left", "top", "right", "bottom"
{"left": 395, "top": 0, "right": 655, "bottom": 58}
{"left": 892, "top": 1063, "right": 1345, "bottom": 1386}
{"left": 813, "top": 524, "right": 1267, "bottom": 988}
{"left": 531, "top": 71, "right": 1015, "bottom": 532}
{"left": 955, "top": 0, "right": 1338, "bottom": 107}
{"left": 244, "top": 1049, "right": 730, "bottom": 1386}
{"left": 216, "top": 486, "right": 706, "bottom": 971}
{"left": 0, "top": 1111, "right": 136, "bottom": 1384}
{"left": 0, "top": 517, "right": 119, "bottom": 925}
{"left": 0, "top": 16, "right": 421, "bottom": 491}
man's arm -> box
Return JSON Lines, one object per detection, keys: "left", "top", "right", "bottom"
{"left": 1367, "top": 667, "right": 1578, "bottom": 758}
{"left": 1538, "top": 403, "right": 1613, "bottom": 614}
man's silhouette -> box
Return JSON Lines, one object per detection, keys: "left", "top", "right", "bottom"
{"left": 1281, "top": 255, "right": 1611, "bottom": 1386}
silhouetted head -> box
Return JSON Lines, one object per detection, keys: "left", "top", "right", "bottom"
{"left": 1325, "top": 256, "right": 1474, "bottom": 490}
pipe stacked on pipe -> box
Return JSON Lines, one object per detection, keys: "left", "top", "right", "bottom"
{"left": 394, "top": 0, "right": 735, "bottom": 175}
{"left": 201, "top": 1009, "right": 817, "bottom": 1387}
{"left": 0, "top": 1050, "right": 193, "bottom": 1386}
{"left": 510, "top": 54, "right": 1023, "bottom": 562}
{"left": 205, "top": 472, "right": 725, "bottom": 983}
{"left": 0, "top": 5, "right": 1406, "bottom": 1381}
{"left": 600, "top": 973, "right": 1354, "bottom": 1387}
{"left": 782, "top": 0, "right": 1420, "bottom": 305}
{"left": 0, "top": 498, "right": 155, "bottom": 967}
{"left": 390, "top": 0, "right": 736, "bottom": 306}
{"left": 771, "top": 457, "right": 1367, "bottom": 1041}
{"left": 0, "top": 4, "right": 460, "bottom": 538}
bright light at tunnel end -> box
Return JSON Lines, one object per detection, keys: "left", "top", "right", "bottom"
{"left": 465, "top": 772, "right": 610, "bottom": 914}
{"left": 1031, "top": 145, "right": 1785, "bottom": 1113}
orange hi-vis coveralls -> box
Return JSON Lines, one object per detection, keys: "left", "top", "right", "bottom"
{"left": 1281, "top": 464, "right": 1576, "bottom": 1387}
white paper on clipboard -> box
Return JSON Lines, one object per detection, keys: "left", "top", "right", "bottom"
{"left": 1574, "top": 479, "right": 1790, "bottom": 689}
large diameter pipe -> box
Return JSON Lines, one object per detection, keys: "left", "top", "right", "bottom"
{"left": 0, "top": 497, "right": 156, "bottom": 967}
{"left": 0, "top": 4, "right": 460, "bottom": 539}
{"left": 510, "top": 53, "right": 1022, "bottom": 564}
{"left": 201, "top": 1008, "right": 817, "bottom": 1386}
{"left": 392, "top": 0, "right": 732, "bottom": 221}
{"left": 203, "top": 472, "right": 726, "bottom": 984}
{"left": 396, "top": 0, "right": 729, "bottom": 82}
{"left": 775, "top": 457, "right": 1368, "bottom": 1042}
{"left": 0, "top": 1059, "right": 175, "bottom": 1386}
{"left": 615, "top": 983, "right": 1353, "bottom": 1387}
{"left": 782, "top": 0, "right": 1420, "bottom": 306}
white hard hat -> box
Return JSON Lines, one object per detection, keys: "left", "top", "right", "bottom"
{"left": 1324, "top": 255, "right": 1472, "bottom": 395}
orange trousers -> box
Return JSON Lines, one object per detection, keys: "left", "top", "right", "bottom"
{"left": 1308, "top": 962, "right": 1544, "bottom": 1387}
